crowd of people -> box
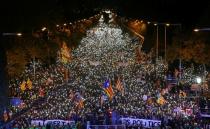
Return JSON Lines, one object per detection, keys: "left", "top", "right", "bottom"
{"left": 1, "top": 12, "right": 210, "bottom": 129}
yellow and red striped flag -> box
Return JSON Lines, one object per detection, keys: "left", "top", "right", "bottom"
{"left": 157, "top": 96, "right": 166, "bottom": 105}
{"left": 26, "top": 78, "right": 32, "bottom": 90}
{"left": 20, "top": 81, "right": 26, "bottom": 92}
{"left": 116, "top": 77, "right": 124, "bottom": 96}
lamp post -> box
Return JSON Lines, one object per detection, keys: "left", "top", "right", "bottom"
{"left": 194, "top": 28, "right": 210, "bottom": 32}
{"left": 164, "top": 24, "right": 170, "bottom": 63}
{"left": 2, "top": 33, "right": 22, "bottom": 37}
{"left": 147, "top": 22, "right": 181, "bottom": 79}
{"left": 1, "top": 32, "right": 22, "bottom": 117}
{"left": 151, "top": 23, "right": 181, "bottom": 62}
{"left": 153, "top": 23, "right": 159, "bottom": 79}
{"left": 154, "top": 23, "right": 159, "bottom": 60}
{"left": 2, "top": 32, "right": 38, "bottom": 80}
{"left": 193, "top": 27, "right": 210, "bottom": 91}
{"left": 196, "top": 76, "right": 202, "bottom": 97}
{"left": 196, "top": 76, "right": 202, "bottom": 84}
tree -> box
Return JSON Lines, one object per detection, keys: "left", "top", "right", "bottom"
{"left": 7, "top": 47, "right": 28, "bottom": 77}
{"left": 166, "top": 34, "right": 210, "bottom": 65}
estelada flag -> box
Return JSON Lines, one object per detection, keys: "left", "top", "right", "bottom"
{"left": 102, "top": 80, "right": 114, "bottom": 100}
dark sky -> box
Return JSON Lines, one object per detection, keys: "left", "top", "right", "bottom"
{"left": 1, "top": 0, "right": 210, "bottom": 32}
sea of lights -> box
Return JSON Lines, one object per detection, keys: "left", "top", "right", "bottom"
{"left": 8, "top": 13, "right": 201, "bottom": 121}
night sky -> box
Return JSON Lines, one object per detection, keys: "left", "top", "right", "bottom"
{"left": 1, "top": 0, "right": 210, "bottom": 32}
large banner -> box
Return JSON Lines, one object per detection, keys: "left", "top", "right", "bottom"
{"left": 31, "top": 120, "right": 75, "bottom": 126}
{"left": 120, "top": 117, "right": 161, "bottom": 128}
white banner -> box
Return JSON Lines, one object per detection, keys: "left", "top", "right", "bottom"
{"left": 117, "top": 62, "right": 129, "bottom": 67}
{"left": 31, "top": 120, "right": 75, "bottom": 126}
{"left": 200, "top": 114, "right": 210, "bottom": 118}
{"left": 120, "top": 118, "right": 161, "bottom": 127}
{"left": 89, "top": 61, "right": 100, "bottom": 66}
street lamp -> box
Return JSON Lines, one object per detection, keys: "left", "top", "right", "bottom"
{"left": 195, "top": 76, "right": 202, "bottom": 97}
{"left": 154, "top": 23, "right": 159, "bottom": 60}
{"left": 1, "top": 32, "right": 23, "bottom": 116}
{"left": 41, "top": 27, "right": 47, "bottom": 31}
{"left": 196, "top": 76, "right": 202, "bottom": 84}
{"left": 2, "top": 33, "right": 22, "bottom": 37}
{"left": 194, "top": 28, "right": 210, "bottom": 32}
{"left": 150, "top": 22, "right": 181, "bottom": 62}
{"left": 194, "top": 29, "right": 199, "bottom": 32}
{"left": 16, "top": 33, "right": 22, "bottom": 36}
{"left": 2, "top": 32, "right": 37, "bottom": 80}
{"left": 164, "top": 24, "right": 170, "bottom": 63}
{"left": 193, "top": 27, "right": 210, "bottom": 91}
